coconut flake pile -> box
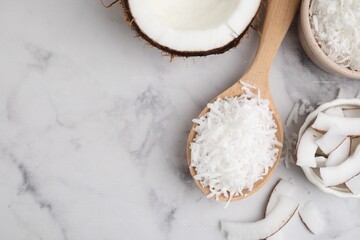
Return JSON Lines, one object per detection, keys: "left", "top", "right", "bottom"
{"left": 310, "top": 0, "right": 360, "bottom": 71}
{"left": 190, "top": 81, "right": 281, "bottom": 201}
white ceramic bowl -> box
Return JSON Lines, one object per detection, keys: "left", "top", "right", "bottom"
{"left": 298, "top": 99, "right": 360, "bottom": 198}
{"left": 298, "top": 0, "right": 360, "bottom": 80}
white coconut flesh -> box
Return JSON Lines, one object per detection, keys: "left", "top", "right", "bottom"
{"left": 320, "top": 145, "right": 360, "bottom": 187}
{"left": 296, "top": 128, "right": 323, "bottom": 168}
{"left": 127, "top": 0, "right": 261, "bottom": 52}
{"left": 298, "top": 201, "right": 324, "bottom": 235}
{"left": 326, "top": 137, "right": 351, "bottom": 167}
{"left": 221, "top": 196, "right": 298, "bottom": 240}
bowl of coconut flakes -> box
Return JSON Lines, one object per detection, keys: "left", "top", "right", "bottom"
{"left": 296, "top": 99, "right": 360, "bottom": 198}
{"left": 298, "top": 0, "right": 360, "bottom": 80}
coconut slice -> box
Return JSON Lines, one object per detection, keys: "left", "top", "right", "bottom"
{"left": 298, "top": 201, "right": 324, "bottom": 235}
{"left": 320, "top": 145, "right": 360, "bottom": 187}
{"left": 315, "top": 127, "right": 347, "bottom": 155}
{"left": 324, "top": 107, "right": 344, "bottom": 117}
{"left": 265, "top": 180, "right": 295, "bottom": 216}
{"left": 312, "top": 112, "right": 360, "bottom": 136}
{"left": 326, "top": 137, "right": 351, "bottom": 167}
{"left": 345, "top": 174, "right": 360, "bottom": 194}
{"left": 297, "top": 128, "right": 323, "bottom": 167}
{"left": 221, "top": 196, "right": 298, "bottom": 240}
{"left": 122, "top": 0, "right": 261, "bottom": 56}
{"left": 265, "top": 180, "right": 295, "bottom": 240}
{"left": 343, "top": 108, "right": 360, "bottom": 118}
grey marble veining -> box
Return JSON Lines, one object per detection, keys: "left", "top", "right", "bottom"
{"left": 1, "top": 1, "right": 360, "bottom": 240}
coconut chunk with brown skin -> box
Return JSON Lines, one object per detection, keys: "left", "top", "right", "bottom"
{"left": 122, "top": 0, "right": 261, "bottom": 56}
{"left": 345, "top": 174, "right": 360, "bottom": 194}
{"left": 265, "top": 179, "right": 296, "bottom": 216}
{"left": 297, "top": 128, "right": 323, "bottom": 167}
{"left": 312, "top": 112, "right": 360, "bottom": 136}
{"left": 265, "top": 180, "right": 296, "bottom": 240}
{"left": 221, "top": 196, "right": 298, "bottom": 240}
{"left": 320, "top": 145, "right": 360, "bottom": 187}
{"left": 315, "top": 127, "right": 347, "bottom": 155}
{"left": 326, "top": 137, "right": 351, "bottom": 167}
{"left": 298, "top": 201, "right": 325, "bottom": 235}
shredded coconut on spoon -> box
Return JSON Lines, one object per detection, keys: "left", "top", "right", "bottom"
{"left": 190, "top": 81, "right": 281, "bottom": 202}
{"left": 310, "top": 0, "right": 360, "bottom": 71}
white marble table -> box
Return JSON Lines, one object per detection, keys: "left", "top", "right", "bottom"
{"left": 1, "top": 1, "right": 360, "bottom": 239}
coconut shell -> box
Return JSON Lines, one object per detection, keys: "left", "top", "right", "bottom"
{"left": 114, "top": 0, "right": 262, "bottom": 57}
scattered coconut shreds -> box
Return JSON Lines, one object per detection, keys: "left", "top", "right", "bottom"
{"left": 310, "top": 0, "right": 360, "bottom": 71}
{"left": 298, "top": 201, "right": 325, "bottom": 235}
{"left": 220, "top": 196, "right": 299, "bottom": 240}
{"left": 190, "top": 81, "right": 280, "bottom": 202}
{"left": 283, "top": 99, "right": 315, "bottom": 167}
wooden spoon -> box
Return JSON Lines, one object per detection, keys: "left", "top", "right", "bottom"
{"left": 186, "top": 0, "right": 301, "bottom": 202}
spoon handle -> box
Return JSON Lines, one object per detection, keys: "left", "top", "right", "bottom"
{"left": 243, "top": 0, "right": 301, "bottom": 85}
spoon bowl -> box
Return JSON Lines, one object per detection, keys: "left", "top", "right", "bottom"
{"left": 186, "top": 0, "right": 301, "bottom": 202}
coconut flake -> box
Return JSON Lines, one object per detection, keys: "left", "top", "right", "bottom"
{"left": 190, "top": 82, "right": 280, "bottom": 200}
{"left": 310, "top": 0, "right": 360, "bottom": 71}
{"left": 298, "top": 201, "right": 325, "bottom": 235}
{"left": 221, "top": 196, "right": 298, "bottom": 240}
{"left": 320, "top": 145, "right": 360, "bottom": 187}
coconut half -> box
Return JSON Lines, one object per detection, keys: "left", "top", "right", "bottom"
{"left": 121, "top": 0, "right": 261, "bottom": 56}
{"left": 221, "top": 196, "right": 298, "bottom": 240}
